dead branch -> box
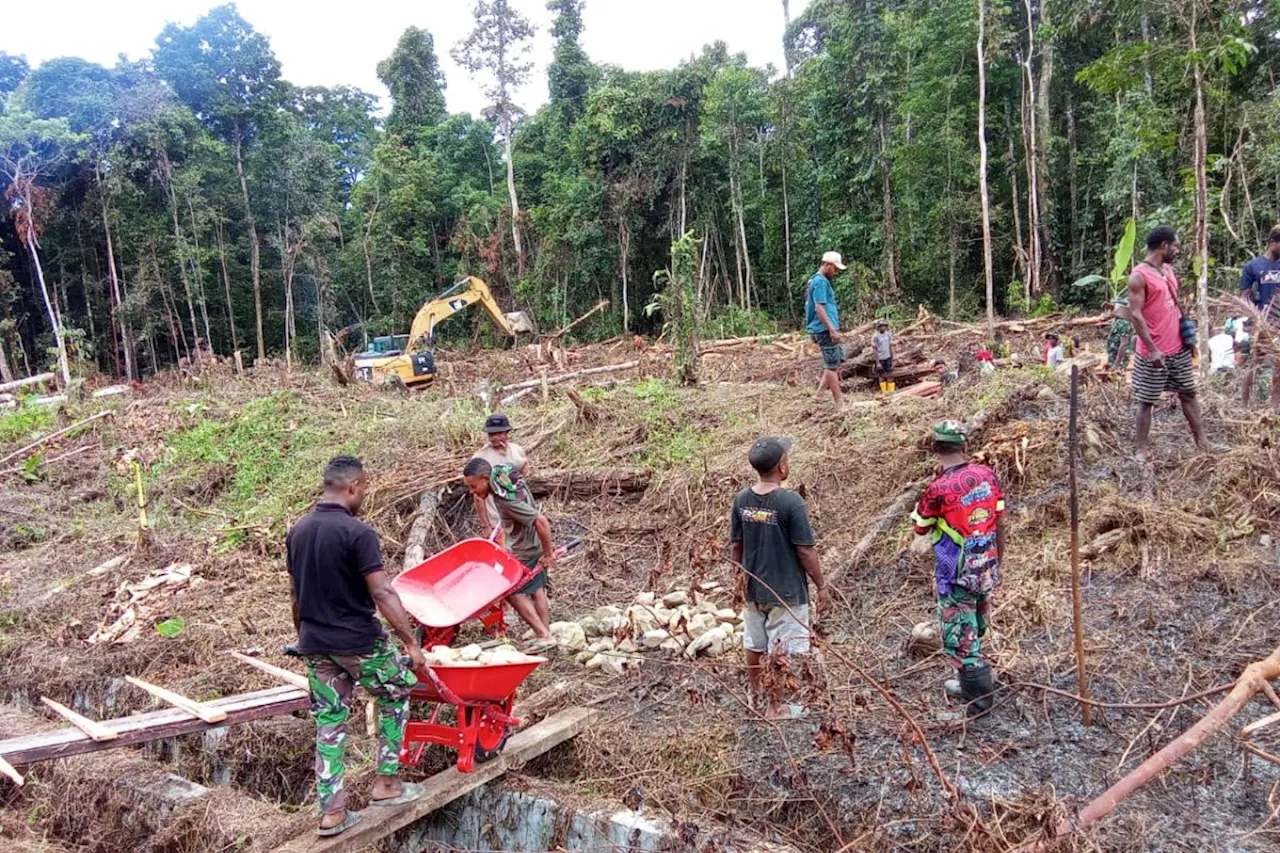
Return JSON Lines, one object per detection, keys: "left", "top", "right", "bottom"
{"left": 547, "top": 299, "right": 609, "bottom": 342}
{"left": 527, "top": 469, "right": 651, "bottom": 500}
{"left": 1029, "top": 644, "right": 1280, "bottom": 848}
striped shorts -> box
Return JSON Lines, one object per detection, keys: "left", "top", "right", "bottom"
{"left": 1132, "top": 346, "right": 1196, "bottom": 404}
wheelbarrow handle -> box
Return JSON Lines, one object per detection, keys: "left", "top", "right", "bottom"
{"left": 553, "top": 538, "right": 583, "bottom": 558}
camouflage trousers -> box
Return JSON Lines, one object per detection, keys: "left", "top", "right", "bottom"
{"left": 937, "top": 587, "right": 991, "bottom": 670}
{"left": 306, "top": 639, "right": 416, "bottom": 814}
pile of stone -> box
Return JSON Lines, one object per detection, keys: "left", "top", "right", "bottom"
{"left": 542, "top": 583, "right": 745, "bottom": 677}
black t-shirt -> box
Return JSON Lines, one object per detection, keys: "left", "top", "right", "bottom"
{"left": 287, "top": 502, "right": 387, "bottom": 655}
{"left": 729, "top": 487, "right": 816, "bottom": 606}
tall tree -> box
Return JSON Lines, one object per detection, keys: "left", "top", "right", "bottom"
{"left": 454, "top": 0, "right": 536, "bottom": 276}
{"left": 977, "top": 0, "right": 995, "bottom": 329}
{"left": 377, "top": 27, "right": 449, "bottom": 136}
{"left": 154, "top": 3, "right": 282, "bottom": 361}
{"left": 0, "top": 109, "right": 83, "bottom": 383}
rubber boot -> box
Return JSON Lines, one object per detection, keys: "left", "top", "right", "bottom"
{"left": 959, "top": 663, "right": 996, "bottom": 716}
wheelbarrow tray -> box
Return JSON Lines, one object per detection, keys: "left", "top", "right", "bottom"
{"left": 393, "top": 538, "right": 532, "bottom": 628}
{"left": 411, "top": 658, "right": 546, "bottom": 704}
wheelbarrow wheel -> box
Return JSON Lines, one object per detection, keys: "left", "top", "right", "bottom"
{"left": 472, "top": 705, "right": 511, "bottom": 764}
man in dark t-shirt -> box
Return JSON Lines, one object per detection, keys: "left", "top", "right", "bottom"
{"left": 1239, "top": 227, "right": 1280, "bottom": 410}
{"left": 287, "top": 456, "right": 427, "bottom": 835}
{"left": 729, "top": 437, "right": 829, "bottom": 718}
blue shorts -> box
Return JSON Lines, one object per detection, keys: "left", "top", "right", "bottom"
{"left": 811, "top": 331, "right": 844, "bottom": 370}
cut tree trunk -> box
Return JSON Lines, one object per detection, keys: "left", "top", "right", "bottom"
{"left": 527, "top": 469, "right": 651, "bottom": 500}
{"left": 403, "top": 490, "right": 442, "bottom": 571}
{"left": 233, "top": 126, "right": 266, "bottom": 362}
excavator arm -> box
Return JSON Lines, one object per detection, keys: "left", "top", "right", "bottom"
{"left": 405, "top": 276, "right": 532, "bottom": 352}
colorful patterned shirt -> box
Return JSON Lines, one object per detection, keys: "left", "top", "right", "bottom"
{"left": 911, "top": 462, "right": 1005, "bottom": 596}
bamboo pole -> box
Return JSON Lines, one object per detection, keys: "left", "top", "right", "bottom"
{"left": 0, "top": 754, "right": 23, "bottom": 786}
{"left": 1069, "top": 364, "right": 1091, "bottom": 725}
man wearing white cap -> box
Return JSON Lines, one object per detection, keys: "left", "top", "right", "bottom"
{"left": 806, "top": 251, "right": 847, "bottom": 405}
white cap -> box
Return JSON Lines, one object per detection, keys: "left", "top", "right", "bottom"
{"left": 821, "top": 251, "right": 847, "bottom": 270}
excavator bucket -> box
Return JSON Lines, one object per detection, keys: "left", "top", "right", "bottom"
{"left": 505, "top": 311, "right": 535, "bottom": 334}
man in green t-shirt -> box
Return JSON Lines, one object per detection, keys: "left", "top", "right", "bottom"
{"left": 729, "top": 437, "right": 829, "bottom": 718}
{"left": 463, "top": 458, "right": 556, "bottom": 642}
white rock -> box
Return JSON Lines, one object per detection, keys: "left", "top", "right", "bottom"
{"left": 685, "top": 625, "right": 732, "bottom": 658}
{"left": 595, "top": 605, "right": 623, "bottom": 620}
{"left": 578, "top": 616, "right": 602, "bottom": 638}
{"left": 662, "top": 590, "right": 689, "bottom": 608}
{"left": 587, "top": 637, "right": 616, "bottom": 654}
{"left": 456, "top": 644, "right": 483, "bottom": 662}
{"left": 659, "top": 637, "right": 684, "bottom": 653}
{"left": 686, "top": 612, "right": 719, "bottom": 640}
{"left": 585, "top": 653, "right": 606, "bottom": 670}
{"left": 627, "top": 605, "right": 659, "bottom": 634}
{"left": 575, "top": 650, "right": 595, "bottom": 665}
{"left": 715, "top": 608, "right": 738, "bottom": 624}
{"left": 600, "top": 655, "right": 626, "bottom": 676}
{"left": 695, "top": 600, "right": 719, "bottom": 616}
{"left": 697, "top": 581, "right": 723, "bottom": 592}
{"left": 651, "top": 605, "right": 673, "bottom": 624}
{"left": 598, "top": 615, "right": 625, "bottom": 634}
{"left": 667, "top": 609, "right": 687, "bottom": 633}
{"left": 623, "top": 655, "right": 643, "bottom": 671}
{"left": 634, "top": 591, "right": 656, "bottom": 606}
{"left": 549, "top": 621, "right": 586, "bottom": 651}
{"left": 642, "top": 628, "right": 670, "bottom": 649}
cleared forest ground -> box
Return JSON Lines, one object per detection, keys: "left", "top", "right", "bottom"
{"left": 1, "top": 325, "right": 1278, "bottom": 852}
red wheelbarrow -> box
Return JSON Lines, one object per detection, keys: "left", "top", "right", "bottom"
{"left": 391, "top": 536, "right": 579, "bottom": 772}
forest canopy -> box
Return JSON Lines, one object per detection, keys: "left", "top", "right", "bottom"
{"left": 1, "top": 0, "right": 1277, "bottom": 381}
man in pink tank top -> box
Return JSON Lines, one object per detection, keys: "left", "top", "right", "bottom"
{"left": 1128, "top": 226, "right": 1210, "bottom": 460}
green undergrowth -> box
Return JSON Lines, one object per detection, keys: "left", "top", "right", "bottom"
{"left": 0, "top": 405, "right": 55, "bottom": 445}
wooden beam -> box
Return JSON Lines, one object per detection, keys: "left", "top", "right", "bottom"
{"left": 40, "top": 697, "right": 118, "bottom": 742}
{"left": 0, "top": 686, "right": 307, "bottom": 767}
{"left": 227, "top": 651, "right": 311, "bottom": 691}
{"left": 0, "top": 753, "right": 24, "bottom": 786}
{"left": 270, "top": 706, "right": 597, "bottom": 853}
{"left": 124, "top": 676, "right": 228, "bottom": 724}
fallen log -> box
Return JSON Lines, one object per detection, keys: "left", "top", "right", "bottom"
{"left": 402, "top": 490, "right": 442, "bottom": 571}
{"left": 891, "top": 380, "right": 941, "bottom": 399}
{"left": 0, "top": 372, "right": 55, "bottom": 394}
{"left": 500, "top": 360, "right": 643, "bottom": 404}
{"left": 1028, "top": 644, "right": 1280, "bottom": 849}
{"left": 833, "top": 480, "right": 926, "bottom": 585}
{"left": 845, "top": 344, "right": 926, "bottom": 379}
{"left": 527, "top": 468, "right": 651, "bottom": 500}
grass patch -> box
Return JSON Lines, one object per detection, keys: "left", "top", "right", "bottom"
{"left": 151, "top": 391, "right": 340, "bottom": 527}
{"left": 627, "top": 379, "right": 714, "bottom": 468}
{"left": 0, "top": 406, "right": 55, "bottom": 445}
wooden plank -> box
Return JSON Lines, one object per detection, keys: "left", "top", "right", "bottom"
{"left": 0, "top": 685, "right": 307, "bottom": 767}
{"left": 0, "top": 753, "right": 23, "bottom": 786}
{"left": 271, "top": 706, "right": 597, "bottom": 853}
{"left": 40, "top": 697, "right": 118, "bottom": 742}
{"left": 124, "top": 676, "right": 228, "bottom": 724}
{"left": 228, "top": 651, "right": 311, "bottom": 691}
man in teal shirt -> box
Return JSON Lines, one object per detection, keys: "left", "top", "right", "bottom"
{"left": 806, "top": 251, "right": 847, "bottom": 405}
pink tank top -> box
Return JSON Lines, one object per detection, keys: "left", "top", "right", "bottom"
{"left": 1135, "top": 263, "right": 1182, "bottom": 357}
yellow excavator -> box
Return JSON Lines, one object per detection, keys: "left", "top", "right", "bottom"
{"left": 353, "top": 276, "right": 533, "bottom": 388}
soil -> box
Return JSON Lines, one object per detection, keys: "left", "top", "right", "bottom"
{"left": 0, "top": 323, "right": 1278, "bottom": 852}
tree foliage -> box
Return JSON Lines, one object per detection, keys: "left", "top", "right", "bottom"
{"left": 2, "top": 0, "right": 1280, "bottom": 382}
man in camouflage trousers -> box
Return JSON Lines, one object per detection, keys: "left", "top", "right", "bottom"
{"left": 288, "top": 456, "right": 428, "bottom": 836}
{"left": 911, "top": 422, "right": 1006, "bottom": 717}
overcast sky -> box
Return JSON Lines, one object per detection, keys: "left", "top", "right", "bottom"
{"left": 2, "top": 0, "right": 809, "bottom": 116}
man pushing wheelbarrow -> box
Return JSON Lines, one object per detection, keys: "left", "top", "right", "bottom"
{"left": 462, "top": 457, "right": 558, "bottom": 649}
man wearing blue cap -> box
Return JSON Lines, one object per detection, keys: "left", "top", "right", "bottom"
{"left": 730, "top": 437, "right": 829, "bottom": 718}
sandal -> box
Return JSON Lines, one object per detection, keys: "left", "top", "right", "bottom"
{"left": 370, "top": 781, "right": 425, "bottom": 807}
{"left": 316, "top": 810, "right": 361, "bottom": 837}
